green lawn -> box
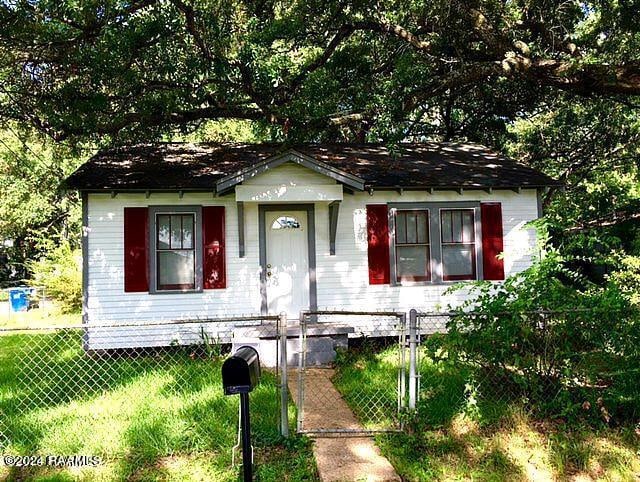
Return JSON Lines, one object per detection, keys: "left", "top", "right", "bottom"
{"left": 0, "top": 326, "right": 318, "bottom": 481}
{"left": 0, "top": 305, "right": 80, "bottom": 330}
{"left": 332, "top": 341, "right": 401, "bottom": 431}
{"left": 334, "top": 343, "right": 640, "bottom": 481}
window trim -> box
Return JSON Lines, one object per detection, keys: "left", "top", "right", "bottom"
{"left": 149, "top": 205, "right": 203, "bottom": 294}
{"left": 439, "top": 208, "right": 477, "bottom": 282}
{"left": 156, "top": 213, "right": 196, "bottom": 290}
{"left": 388, "top": 202, "right": 483, "bottom": 286}
{"left": 393, "top": 208, "right": 432, "bottom": 283}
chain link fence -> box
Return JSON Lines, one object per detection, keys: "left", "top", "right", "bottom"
{"left": 414, "top": 309, "right": 640, "bottom": 426}
{"left": 2, "top": 307, "right": 638, "bottom": 460}
{"left": 294, "top": 311, "right": 407, "bottom": 435}
{"left": 0, "top": 316, "right": 287, "bottom": 459}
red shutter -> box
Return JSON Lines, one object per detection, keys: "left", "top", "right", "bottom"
{"left": 366, "top": 204, "right": 390, "bottom": 285}
{"left": 481, "top": 202, "right": 505, "bottom": 280}
{"left": 203, "top": 206, "right": 226, "bottom": 289}
{"left": 124, "top": 207, "right": 149, "bottom": 292}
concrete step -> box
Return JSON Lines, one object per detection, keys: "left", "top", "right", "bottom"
{"left": 233, "top": 322, "right": 355, "bottom": 339}
{"left": 232, "top": 329, "right": 351, "bottom": 368}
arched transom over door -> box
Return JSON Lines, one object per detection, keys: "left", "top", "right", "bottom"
{"left": 265, "top": 211, "right": 310, "bottom": 318}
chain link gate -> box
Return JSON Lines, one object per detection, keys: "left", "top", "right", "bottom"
{"left": 290, "top": 310, "right": 409, "bottom": 436}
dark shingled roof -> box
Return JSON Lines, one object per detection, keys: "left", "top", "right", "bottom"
{"left": 64, "top": 142, "right": 560, "bottom": 191}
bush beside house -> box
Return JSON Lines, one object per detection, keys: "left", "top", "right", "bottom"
{"left": 435, "top": 250, "right": 640, "bottom": 423}
{"left": 27, "top": 240, "right": 82, "bottom": 313}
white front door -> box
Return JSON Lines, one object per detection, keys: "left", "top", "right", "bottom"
{"left": 265, "top": 210, "right": 310, "bottom": 318}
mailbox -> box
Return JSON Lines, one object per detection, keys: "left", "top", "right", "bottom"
{"left": 222, "top": 346, "right": 262, "bottom": 481}
{"left": 222, "top": 346, "right": 261, "bottom": 395}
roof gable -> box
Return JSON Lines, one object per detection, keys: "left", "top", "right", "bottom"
{"left": 215, "top": 149, "right": 365, "bottom": 194}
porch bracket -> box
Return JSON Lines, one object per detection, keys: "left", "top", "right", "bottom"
{"left": 329, "top": 200, "right": 340, "bottom": 255}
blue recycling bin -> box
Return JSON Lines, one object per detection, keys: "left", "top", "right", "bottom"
{"left": 8, "top": 288, "right": 30, "bottom": 312}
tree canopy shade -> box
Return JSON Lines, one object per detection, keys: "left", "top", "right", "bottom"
{"left": 1, "top": 0, "right": 639, "bottom": 142}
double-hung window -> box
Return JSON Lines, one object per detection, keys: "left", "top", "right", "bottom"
{"left": 394, "top": 210, "right": 430, "bottom": 282}
{"left": 149, "top": 206, "right": 203, "bottom": 293}
{"left": 157, "top": 213, "right": 195, "bottom": 290}
{"left": 391, "top": 203, "right": 481, "bottom": 284}
{"left": 440, "top": 209, "right": 476, "bottom": 281}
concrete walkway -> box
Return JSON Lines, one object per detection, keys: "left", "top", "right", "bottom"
{"left": 288, "top": 368, "right": 400, "bottom": 482}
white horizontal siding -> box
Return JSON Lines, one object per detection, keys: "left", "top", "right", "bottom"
{"left": 313, "top": 189, "right": 539, "bottom": 312}
{"left": 86, "top": 193, "right": 263, "bottom": 324}
{"left": 243, "top": 161, "right": 335, "bottom": 186}
{"left": 85, "top": 171, "right": 540, "bottom": 338}
{"left": 84, "top": 321, "right": 264, "bottom": 349}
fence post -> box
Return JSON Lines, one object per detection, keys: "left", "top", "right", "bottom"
{"left": 278, "top": 312, "right": 289, "bottom": 438}
{"left": 296, "top": 312, "right": 307, "bottom": 433}
{"left": 398, "top": 313, "right": 407, "bottom": 412}
{"left": 409, "top": 309, "right": 418, "bottom": 411}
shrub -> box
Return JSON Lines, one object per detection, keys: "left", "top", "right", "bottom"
{"left": 608, "top": 254, "right": 640, "bottom": 307}
{"left": 437, "top": 250, "right": 640, "bottom": 422}
{"left": 27, "top": 240, "right": 81, "bottom": 313}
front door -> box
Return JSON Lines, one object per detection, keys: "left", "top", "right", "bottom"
{"left": 265, "top": 210, "right": 310, "bottom": 318}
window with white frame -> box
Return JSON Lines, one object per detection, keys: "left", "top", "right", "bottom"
{"left": 156, "top": 213, "right": 196, "bottom": 290}
{"left": 394, "top": 210, "right": 431, "bottom": 282}
{"left": 390, "top": 203, "right": 481, "bottom": 285}
{"left": 440, "top": 209, "right": 476, "bottom": 281}
{"left": 147, "top": 205, "right": 205, "bottom": 294}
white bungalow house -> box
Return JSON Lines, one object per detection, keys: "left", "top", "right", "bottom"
{"left": 65, "top": 142, "right": 558, "bottom": 352}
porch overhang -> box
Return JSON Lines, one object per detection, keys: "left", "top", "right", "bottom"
{"left": 215, "top": 149, "right": 366, "bottom": 194}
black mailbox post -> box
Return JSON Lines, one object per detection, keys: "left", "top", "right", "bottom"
{"left": 222, "top": 346, "right": 261, "bottom": 482}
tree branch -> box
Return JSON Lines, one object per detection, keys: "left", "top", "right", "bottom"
{"left": 78, "top": 105, "right": 264, "bottom": 136}
{"left": 568, "top": 209, "right": 640, "bottom": 232}
{"left": 278, "top": 20, "right": 437, "bottom": 104}
{"left": 2, "top": 104, "right": 264, "bottom": 141}
{"left": 352, "top": 16, "right": 640, "bottom": 97}
{"left": 351, "top": 20, "right": 436, "bottom": 55}
{"left": 527, "top": 60, "right": 640, "bottom": 96}
{"left": 283, "top": 24, "right": 357, "bottom": 99}
{"left": 169, "top": 0, "right": 214, "bottom": 62}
